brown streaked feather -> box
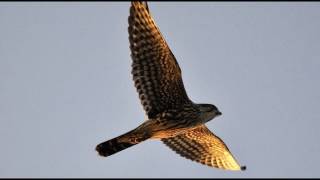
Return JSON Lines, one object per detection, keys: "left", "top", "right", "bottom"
{"left": 162, "top": 125, "right": 246, "bottom": 171}
{"left": 128, "top": 1, "right": 191, "bottom": 118}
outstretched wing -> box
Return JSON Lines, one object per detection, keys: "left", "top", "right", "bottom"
{"left": 128, "top": 1, "right": 191, "bottom": 119}
{"left": 162, "top": 125, "right": 246, "bottom": 171}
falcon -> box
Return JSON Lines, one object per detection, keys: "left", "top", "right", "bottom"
{"left": 96, "top": 1, "right": 246, "bottom": 171}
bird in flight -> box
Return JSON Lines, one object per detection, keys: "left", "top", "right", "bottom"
{"left": 96, "top": 1, "right": 246, "bottom": 171}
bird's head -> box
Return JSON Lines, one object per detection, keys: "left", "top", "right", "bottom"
{"left": 198, "top": 104, "right": 222, "bottom": 123}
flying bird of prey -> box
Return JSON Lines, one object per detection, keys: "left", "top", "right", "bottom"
{"left": 96, "top": 1, "right": 246, "bottom": 171}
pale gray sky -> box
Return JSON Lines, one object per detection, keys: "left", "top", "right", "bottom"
{"left": 1, "top": 2, "right": 320, "bottom": 178}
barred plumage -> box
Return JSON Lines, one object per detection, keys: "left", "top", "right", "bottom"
{"left": 95, "top": 1, "right": 245, "bottom": 171}
{"left": 129, "top": 1, "right": 191, "bottom": 118}
{"left": 162, "top": 125, "right": 246, "bottom": 171}
{"left": 96, "top": 128, "right": 150, "bottom": 157}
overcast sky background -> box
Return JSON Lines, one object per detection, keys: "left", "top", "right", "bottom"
{"left": 1, "top": 2, "right": 320, "bottom": 178}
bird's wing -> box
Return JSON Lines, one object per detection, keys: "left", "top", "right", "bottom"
{"left": 128, "top": 1, "right": 191, "bottom": 119}
{"left": 162, "top": 125, "right": 246, "bottom": 171}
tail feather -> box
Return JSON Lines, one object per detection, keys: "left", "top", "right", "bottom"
{"left": 96, "top": 130, "right": 148, "bottom": 157}
{"left": 96, "top": 137, "right": 135, "bottom": 157}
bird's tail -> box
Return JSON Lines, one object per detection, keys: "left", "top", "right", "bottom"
{"left": 95, "top": 128, "right": 149, "bottom": 157}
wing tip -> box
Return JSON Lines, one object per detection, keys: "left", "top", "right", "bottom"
{"left": 240, "top": 165, "right": 247, "bottom": 171}
{"left": 131, "top": 1, "right": 149, "bottom": 12}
